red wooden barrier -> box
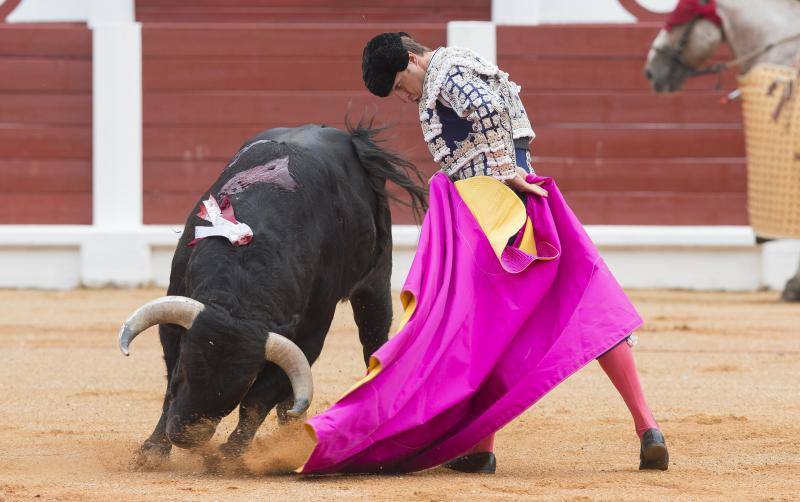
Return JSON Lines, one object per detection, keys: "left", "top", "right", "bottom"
{"left": 0, "top": 9, "right": 746, "bottom": 227}
{"left": 0, "top": 23, "right": 92, "bottom": 224}
{"left": 141, "top": 22, "right": 747, "bottom": 225}
{"left": 498, "top": 24, "right": 747, "bottom": 226}
{"left": 135, "top": 0, "right": 490, "bottom": 23}
{"left": 142, "top": 23, "right": 446, "bottom": 224}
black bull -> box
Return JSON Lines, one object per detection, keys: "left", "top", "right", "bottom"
{"left": 118, "top": 123, "right": 427, "bottom": 462}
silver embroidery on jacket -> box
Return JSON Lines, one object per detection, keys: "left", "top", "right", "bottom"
{"left": 418, "top": 47, "right": 535, "bottom": 181}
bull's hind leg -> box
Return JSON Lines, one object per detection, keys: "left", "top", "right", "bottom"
{"left": 131, "top": 323, "right": 183, "bottom": 470}
{"left": 351, "top": 275, "right": 393, "bottom": 365}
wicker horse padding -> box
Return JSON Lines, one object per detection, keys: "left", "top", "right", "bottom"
{"left": 739, "top": 63, "right": 800, "bottom": 239}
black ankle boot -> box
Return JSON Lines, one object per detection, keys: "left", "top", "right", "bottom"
{"left": 444, "top": 452, "right": 497, "bottom": 473}
{"left": 639, "top": 428, "right": 669, "bottom": 470}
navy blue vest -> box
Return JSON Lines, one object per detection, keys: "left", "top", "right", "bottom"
{"left": 436, "top": 100, "right": 533, "bottom": 174}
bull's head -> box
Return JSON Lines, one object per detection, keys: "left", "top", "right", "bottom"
{"left": 117, "top": 296, "right": 313, "bottom": 448}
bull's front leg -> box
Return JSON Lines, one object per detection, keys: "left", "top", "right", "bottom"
{"left": 351, "top": 280, "right": 393, "bottom": 365}
{"left": 219, "top": 317, "right": 331, "bottom": 462}
{"left": 131, "top": 393, "right": 173, "bottom": 470}
{"left": 130, "top": 324, "right": 182, "bottom": 470}
{"left": 218, "top": 366, "right": 291, "bottom": 459}
{"left": 216, "top": 305, "right": 334, "bottom": 468}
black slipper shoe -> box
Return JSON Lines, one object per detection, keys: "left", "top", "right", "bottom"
{"left": 444, "top": 452, "right": 497, "bottom": 473}
{"left": 639, "top": 428, "right": 669, "bottom": 471}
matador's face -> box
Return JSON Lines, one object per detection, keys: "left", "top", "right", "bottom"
{"left": 390, "top": 52, "right": 427, "bottom": 104}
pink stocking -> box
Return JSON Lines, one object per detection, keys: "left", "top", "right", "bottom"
{"left": 597, "top": 341, "right": 659, "bottom": 438}
{"left": 468, "top": 434, "right": 495, "bottom": 454}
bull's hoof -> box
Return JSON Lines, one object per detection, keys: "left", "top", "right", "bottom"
{"left": 218, "top": 440, "right": 246, "bottom": 459}
{"left": 204, "top": 444, "right": 248, "bottom": 476}
{"left": 276, "top": 398, "right": 307, "bottom": 425}
{"left": 201, "top": 449, "right": 225, "bottom": 475}
{"left": 130, "top": 441, "right": 171, "bottom": 471}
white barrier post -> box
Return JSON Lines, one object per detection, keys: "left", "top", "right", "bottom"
{"left": 491, "top": 0, "right": 540, "bottom": 25}
{"left": 447, "top": 21, "right": 496, "bottom": 64}
{"left": 82, "top": 0, "right": 148, "bottom": 286}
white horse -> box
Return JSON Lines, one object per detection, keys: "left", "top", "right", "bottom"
{"left": 644, "top": 0, "right": 800, "bottom": 300}
{"left": 645, "top": 0, "right": 800, "bottom": 92}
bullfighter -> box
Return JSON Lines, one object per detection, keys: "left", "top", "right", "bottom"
{"left": 297, "top": 32, "right": 669, "bottom": 475}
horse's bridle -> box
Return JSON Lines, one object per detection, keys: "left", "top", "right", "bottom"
{"left": 655, "top": 15, "right": 726, "bottom": 79}
{"left": 656, "top": 13, "right": 800, "bottom": 84}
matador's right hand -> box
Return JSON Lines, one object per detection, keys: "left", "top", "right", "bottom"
{"left": 505, "top": 167, "right": 548, "bottom": 197}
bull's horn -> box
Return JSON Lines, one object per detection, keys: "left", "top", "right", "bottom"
{"left": 118, "top": 296, "right": 205, "bottom": 356}
{"left": 265, "top": 333, "right": 313, "bottom": 417}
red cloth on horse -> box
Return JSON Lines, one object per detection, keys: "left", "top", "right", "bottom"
{"left": 665, "top": 0, "right": 722, "bottom": 31}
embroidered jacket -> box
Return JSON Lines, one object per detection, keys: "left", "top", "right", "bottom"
{"left": 418, "top": 46, "right": 535, "bottom": 181}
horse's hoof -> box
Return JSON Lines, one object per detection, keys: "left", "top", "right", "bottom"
{"left": 780, "top": 279, "right": 800, "bottom": 302}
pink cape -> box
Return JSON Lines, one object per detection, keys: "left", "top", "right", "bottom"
{"left": 299, "top": 173, "right": 642, "bottom": 474}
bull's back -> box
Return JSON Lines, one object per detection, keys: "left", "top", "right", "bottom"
{"left": 171, "top": 125, "right": 381, "bottom": 303}
{"left": 226, "top": 125, "right": 377, "bottom": 245}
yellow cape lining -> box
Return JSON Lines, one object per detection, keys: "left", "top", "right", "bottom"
{"left": 455, "top": 176, "right": 538, "bottom": 257}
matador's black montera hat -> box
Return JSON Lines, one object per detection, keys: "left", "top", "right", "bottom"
{"left": 362, "top": 32, "right": 410, "bottom": 97}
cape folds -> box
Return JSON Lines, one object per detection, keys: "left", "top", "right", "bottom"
{"left": 299, "top": 173, "right": 643, "bottom": 474}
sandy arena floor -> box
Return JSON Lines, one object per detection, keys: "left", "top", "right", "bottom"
{"left": 0, "top": 288, "right": 798, "bottom": 501}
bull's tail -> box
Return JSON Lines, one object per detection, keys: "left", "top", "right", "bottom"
{"left": 346, "top": 116, "right": 428, "bottom": 223}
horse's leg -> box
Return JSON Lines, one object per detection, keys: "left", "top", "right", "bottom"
{"left": 781, "top": 257, "right": 800, "bottom": 302}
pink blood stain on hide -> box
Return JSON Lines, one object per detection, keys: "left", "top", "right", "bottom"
{"left": 220, "top": 157, "right": 296, "bottom": 196}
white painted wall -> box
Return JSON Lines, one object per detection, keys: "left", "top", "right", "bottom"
{"left": 6, "top": 0, "right": 89, "bottom": 23}
{"left": 0, "top": 247, "right": 81, "bottom": 289}
{"left": 491, "top": 0, "right": 539, "bottom": 25}
{"left": 493, "top": 0, "right": 634, "bottom": 24}
{"left": 4, "top": 0, "right": 134, "bottom": 23}
{"left": 447, "top": 21, "right": 496, "bottom": 64}
{"left": 0, "top": 226, "right": 178, "bottom": 289}
{"left": 582, "top": 226, "right": 763, "bottom": 291}
{"left": 0, "top": 226, "right": 798, "bottom": 292}
{"left": 5, "top": 0, "right": 682, "bottom": 25}
{"left": 638, "top": 0, "right": 679, "bottom": 12}
{"left": 89, "top": 0, "right": 134, "bottom": 24}
{"left": 492, "top": 0, "right": 679, "bottom": 25}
